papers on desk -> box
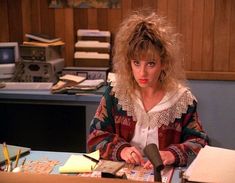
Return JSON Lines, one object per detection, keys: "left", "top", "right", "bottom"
{"left": 183, "top": 145, "right": 235, "bottom": 183}
{"left": 52, "top": 74, "right": 105, "bottom": 94}
{"left": 72, "top": 79, "right": 105, "bottom": 91}
{"left": 0, "top": 82, "right": 53, "bottom": 91}
{"left": 59, "top": 150, "right": 100, "bottom": 173}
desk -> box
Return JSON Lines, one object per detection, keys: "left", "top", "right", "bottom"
{"left": 0, "top": 150, "right": 182, "bottom": 183}
{"left": 0, "top": 87, "right": 105, "bottom": 152}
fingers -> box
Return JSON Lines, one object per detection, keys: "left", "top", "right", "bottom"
{"left": 129, "top": 150, "right": 145, "bottom": 165}
{"left": 159, "top": 151, "right": 175, "bottom": 165}
{"left": 143, "top": 160, "right": 153, "bottom": 169}
{"left": 120, "top": 147, "right": 144, "bottom": 165}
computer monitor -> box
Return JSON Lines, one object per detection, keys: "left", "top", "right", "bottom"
{"left": 0, "top": 42, "right": 19, "bottom": 80}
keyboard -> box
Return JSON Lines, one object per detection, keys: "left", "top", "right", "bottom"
{"left": 0, "top": 82, "right": 53, "bottom": 91}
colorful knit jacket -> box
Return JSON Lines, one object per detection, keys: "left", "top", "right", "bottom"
{"left": 87, "top": 85, "right": 208, "bottom": 166}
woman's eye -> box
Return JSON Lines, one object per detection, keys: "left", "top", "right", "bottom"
{"left": 133, "top": 60, "right": 140, "bottom": 66}
{"left": 148, "top": 62, "right": 156, "bottom": 67}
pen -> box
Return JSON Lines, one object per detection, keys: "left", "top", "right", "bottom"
{"left": 14, "top": 149, "right": 21, "bottom": 168}
{"left": 83, "top": 154, "right": 99, "bottom": 163}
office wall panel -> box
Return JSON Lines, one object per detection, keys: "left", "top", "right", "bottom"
{"left": 0, "top": 0, "right": 235, "bottom": 80}
{"left": 214, "top": 0, "right": 231, "bottom": 72}
{"left": 202, "top": 0, "right": 214, "bottom": 72}
{"left": 7, "top": 0, "right": 23, "bottom": 42}
{"left": 0, "top": 0, "right": 9, "bottom": 41}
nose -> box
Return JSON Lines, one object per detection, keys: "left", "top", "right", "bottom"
{"left": 139, "top": 65, "right": 147, "bottom": 76}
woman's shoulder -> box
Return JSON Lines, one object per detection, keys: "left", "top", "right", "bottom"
{"left": 160, "top": 84, "right": 197, "bottom": 108}
{"left": 178, "top": 84, "right": 197, "bottom": 102}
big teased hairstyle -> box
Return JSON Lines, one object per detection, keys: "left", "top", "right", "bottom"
{"left": 112, "top": 10, "right": 186, "bottom": 95}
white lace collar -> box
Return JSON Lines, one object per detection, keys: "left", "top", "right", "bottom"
{"left": 112, "top": 83, "right": 196, "bottom": 128}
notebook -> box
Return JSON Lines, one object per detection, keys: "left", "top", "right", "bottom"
{"left": 0, "top": 144, "right": 30, "bottom": 166}
{"left": 59, "top": 150, "right": 99, "bottom": 173}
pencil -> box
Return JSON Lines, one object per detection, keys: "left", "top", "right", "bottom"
{"left": 83, "top": 154, "right": 99, "bottom": 163}
{"left": 14, "top": 149, "right": 21, "bottom": 168}
{"left": 2, "top": 143, "right": 11, "bottom": 166}
{"left": 21, "top": 157, "right": 26, "bottom": 166}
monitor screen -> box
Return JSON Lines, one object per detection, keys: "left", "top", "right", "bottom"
{"left": 0, "top": 42, "right": 19, "bottom": 79}
{"left": 0, "top": 47, "right": 15, "bottom": 64}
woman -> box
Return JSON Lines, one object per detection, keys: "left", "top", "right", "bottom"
{"left": 87, "top": 10, "right": 208, "bottom": 168}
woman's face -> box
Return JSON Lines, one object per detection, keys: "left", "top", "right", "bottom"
{"left": 131, "top": 54, "right": 163, "bottom": 89}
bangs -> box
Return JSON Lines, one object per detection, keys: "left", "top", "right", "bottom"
{"left": 127, "top": 22, "right": 164, "bottom": 61}
{"left": 128, "top": 40, "right": 160, "bottom": 61}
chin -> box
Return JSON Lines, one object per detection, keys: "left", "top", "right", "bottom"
{"left": 138, "top": 83, "right": 149, "bottom": 88}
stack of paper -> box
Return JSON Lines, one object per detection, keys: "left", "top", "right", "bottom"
{"left": 183, "top": 145, "right": 235, "bottom": 182}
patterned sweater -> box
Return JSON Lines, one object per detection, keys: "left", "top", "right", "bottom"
{"left": 87, "top": 85, "right": 208, "bottom": 166}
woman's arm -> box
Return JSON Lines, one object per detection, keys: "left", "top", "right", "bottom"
{"left": 87, "top": 86, "right": 131, "bottom": 161}
{"left": 166, "top": 100, "right": 209, "bottom": 166}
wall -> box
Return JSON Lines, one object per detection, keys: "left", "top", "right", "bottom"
{"left": 189, "top": 80, "right": 235, "bottom": 149}
{"left": 0, "top": 0, "right": 235, "bottom": 80}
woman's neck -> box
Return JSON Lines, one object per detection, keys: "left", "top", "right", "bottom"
{"left": 140, "top": 85, "right": 165, "bottom": 112}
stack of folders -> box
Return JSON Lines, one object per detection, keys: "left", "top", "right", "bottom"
{"left": 183, "top": 145, "right": 235, "bottom": 182}
{"left": 74, "top": 29, "right": 111, "bottom": 67}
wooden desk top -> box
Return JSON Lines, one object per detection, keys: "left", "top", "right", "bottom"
{"left": 0, "top": 150, "right": 182, "bottom": 183}
{"left": 0, "top": 172, "right": 157, "bottom": 183}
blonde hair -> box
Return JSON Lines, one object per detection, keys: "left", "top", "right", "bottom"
{"left": 112, "top": 10, "right": 186, "bottom": 94}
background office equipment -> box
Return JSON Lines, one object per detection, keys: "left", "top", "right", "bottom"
{"left": 62, "top": 67, "right": 109, "bottom": 81}
{"left": 74, "top": 29, "right": 111, "bottom": 68}
{"left": 20, "top": 44, "right": 63, "bottom": 62}
{"left": 13, "top": 36, "right": 65, "bottom": 83}
{"left": 13, "top": 58, "right": 64, "bottom": 83}
{"left": 0, "top": 42, "right": 19, "bottom": 81}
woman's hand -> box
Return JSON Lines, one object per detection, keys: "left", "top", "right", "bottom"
{"left": 160, "top": 151, "right": 175, "bottom": 165}
{"left": 143, "top": 150, "right": 175, "bottom": 169}
{"left": 120, "top": 147, "right": 145, "bottom": 165}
